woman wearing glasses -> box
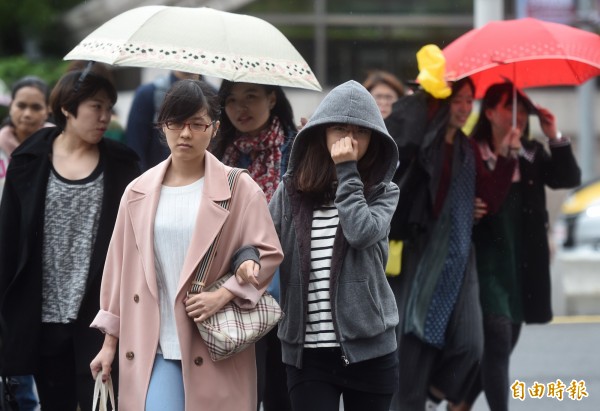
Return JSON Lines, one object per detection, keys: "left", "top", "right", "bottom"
{"left": 0, "top": 69, "right": 140, "bottom": 411}
{"left": 362, "top": 70, "right": 406, "bottom": 120}
{"left": 268, "top": 80, "right": 400, "bottom": 411}
{"left": 89, "top": 79, "right": 283, "bottom": 411}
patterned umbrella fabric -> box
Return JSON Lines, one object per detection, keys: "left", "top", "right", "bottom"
{"left": 64, "top": 6, "right": 321, "bottom": 91}
{"left": 443, "top": 18, "right": 600, "bottom": 98}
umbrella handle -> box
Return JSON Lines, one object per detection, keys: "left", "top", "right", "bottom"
{"left": 512, "top": 64, "right": 517, "bottom": 129}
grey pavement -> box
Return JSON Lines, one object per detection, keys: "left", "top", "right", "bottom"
{"left": 338, "top": 319, "right": 600, "bottom": 411}
{"left": 466, "top": 318, "right": 600, "bottom": 411}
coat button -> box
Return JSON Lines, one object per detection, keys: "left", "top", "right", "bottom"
{"left": 126, "top": 352, "right": 134, "bottom": 360}
{"left": 133, "top": 294, "right": 139, "bottom": 303}
{"left": 194, "top": 356, "right": 203, "bottom": 366}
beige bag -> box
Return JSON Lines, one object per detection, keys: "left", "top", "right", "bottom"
{"left": 93, "top": 374, "right": 115, "bottom": 411}
{"left": 197, "top": 272, "right": 283, "bottom": 361}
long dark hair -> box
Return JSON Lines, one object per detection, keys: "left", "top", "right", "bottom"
{"left": 294, "top": 126, "right": 382, "bottom": 203}
{"left": 450, "top": 77, "right": 475, "bottom": 99}
{"left": 210, "top": 80, "right": 296, "bottom": 159}
{"left": 470, "top": 82, "right": 531, "bottom": 150}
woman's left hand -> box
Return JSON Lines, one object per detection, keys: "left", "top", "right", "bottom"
{"left": 185, "top": 287, "right": 235, "bottom": 322}
{"left": 235, "top": 259, "right": 260, "bottom": 288}
{"left": 537, "top": 107, "right": 558, "bottom": 140}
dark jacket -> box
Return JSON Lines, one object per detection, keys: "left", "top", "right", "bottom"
{"left": 269, "top": 80, "right": 400, "bottom": 368}
{"left": 519, "top": 139, "right": 580, "bottom": 323}
{"left": 124, "top": 73, "right": 174, "bottom": 171}
{"left": 0, "top": 127, "right": 140, "bottom": 374}
{"left": 385, "top": 91, "right": 451, "bottom": 240}
{"left": 473, "top": 138, "right": 581, "bottom": 323}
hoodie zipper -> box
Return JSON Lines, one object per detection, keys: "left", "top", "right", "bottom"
{"left": 329, "top": 240, "right": 350, "bottom": 367}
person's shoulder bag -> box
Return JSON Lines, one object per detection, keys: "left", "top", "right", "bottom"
{"left": 189, "top": 168, "right": 283, "bottom": 362}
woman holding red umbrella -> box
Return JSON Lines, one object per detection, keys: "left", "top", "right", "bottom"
{"left": 458, "top": 82, "right": 581, "bottom": 411}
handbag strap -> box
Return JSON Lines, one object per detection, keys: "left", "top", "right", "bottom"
{"left": 189, "top": 168, "right": 246, "bottom": 294}
{"left": 93, "top": 374, "right": 115, "bottom": 411}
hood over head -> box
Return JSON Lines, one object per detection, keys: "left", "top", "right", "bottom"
{"left": 287, "top": 80, "right": 399, "bottom": 185}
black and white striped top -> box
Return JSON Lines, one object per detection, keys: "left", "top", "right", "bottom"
{"left": 305, "top": 202, "right": 339, "bottom": 348}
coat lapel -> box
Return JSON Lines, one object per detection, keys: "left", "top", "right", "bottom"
{"left": 125, "top": 153, "right": 233, "bottom": 299}
{"left": 127, "top": 159, "right": 170, "bottom": 300}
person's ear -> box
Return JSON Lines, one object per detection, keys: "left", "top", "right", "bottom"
{"left": 212, "top": 120, "right": 220, "bottom": 138}
{"left": 484, "top": 107, "right": 494, "bottom": 121}
{"left": 268, "top": 92, "right": 276, "bottom": 111}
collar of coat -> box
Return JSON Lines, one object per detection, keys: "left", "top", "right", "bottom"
{"left": 129, "top": 150, "right": 232, "bottom": 202}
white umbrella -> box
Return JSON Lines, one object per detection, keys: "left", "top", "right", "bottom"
{"left": 64, "top": 5, "right": 322, "bottom": 91}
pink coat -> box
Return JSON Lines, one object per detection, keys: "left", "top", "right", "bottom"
{"left": 91, "top": 152, "right": 283, "bottom": 411}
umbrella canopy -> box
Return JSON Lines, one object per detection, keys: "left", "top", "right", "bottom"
{"left": 64, "top": 5, "right": 321, "bottom": 91}
{"left": 443, "top": 18, "right": 600, "bottom": 98}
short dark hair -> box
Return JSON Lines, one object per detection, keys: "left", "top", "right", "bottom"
{"left": 156, "top": 79, "right": 220, "bottom": 127}
{"left": 362, "top": 70, "right": 405, "bottom": 97}
{"left": 50, "top": 70, "right": 117, "bottom": 130}
{"left": 210, "top": 80, "right": 296, "bottom": 160}
{"left": 11, "top": 76, "right": 50, "bottom": 103}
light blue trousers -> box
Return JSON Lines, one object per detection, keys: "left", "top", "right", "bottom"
{"left": 145, "top": 354, "right": 185, "bottom": 411}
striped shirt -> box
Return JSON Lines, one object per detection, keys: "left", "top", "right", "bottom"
{"left": 305, "top": 202, "right": 339, "bottom": 348}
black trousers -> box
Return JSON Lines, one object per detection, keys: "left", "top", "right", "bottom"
{"left": 34, "top": 323, "right": 117, "bottom": 411}
{"left": 287, "top": 348, "right": 397, "bottom": 411}
{"left": 256, "top": 326, "right": 291, "bottom": 411}
{"left": 464, "top": 314, "right": 522, "bottom": 411}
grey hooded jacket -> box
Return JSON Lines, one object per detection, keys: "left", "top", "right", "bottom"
{"left": 268, "top": 80, "right": 400, "bottom": 368}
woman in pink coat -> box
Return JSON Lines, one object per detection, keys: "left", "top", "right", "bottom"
{"left": 90, "top": 79, "right": 283, "bottom": 411}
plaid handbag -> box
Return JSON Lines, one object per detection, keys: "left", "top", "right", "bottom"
{"left": 189, "top": 168, "right": 283, "bottom": 362}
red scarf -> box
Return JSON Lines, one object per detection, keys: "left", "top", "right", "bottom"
{"left": 221, "top": 117, "right": 284, "bottom": 202}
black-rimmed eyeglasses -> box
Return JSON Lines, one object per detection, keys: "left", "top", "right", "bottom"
{"left": 165, "top": 121, "right": 214, "bottom": 132}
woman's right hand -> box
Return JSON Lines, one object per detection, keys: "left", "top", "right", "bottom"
{"left": 90, "top": 334, "right": 118, "bottom": 382}
{"left": 496, "top": 127, "right": 522, "bottom": 157}
{"left": 474, "top": 197, "right": 488, "bottom": 220}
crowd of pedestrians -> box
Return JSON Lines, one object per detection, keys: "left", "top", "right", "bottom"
{"left": 0, "top": 47, "right": 581, "bottom": 411}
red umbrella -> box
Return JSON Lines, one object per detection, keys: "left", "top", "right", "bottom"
{"left": 443, "top": 18, "right": 600, "bottom": 98}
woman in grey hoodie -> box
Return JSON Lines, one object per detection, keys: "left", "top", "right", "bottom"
{"left": 268, "top": 80, "right": 400, "bottom": 411}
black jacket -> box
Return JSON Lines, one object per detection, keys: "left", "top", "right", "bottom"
{"left": 0, "top": 127, "right": 140, "bottom": 374}
{"left": 518, "top": 139, "right": 580, "bottom": 323}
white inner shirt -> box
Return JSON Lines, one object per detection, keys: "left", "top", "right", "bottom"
{"left": 154, "top": 177, "right": 204, "bottom": 360}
